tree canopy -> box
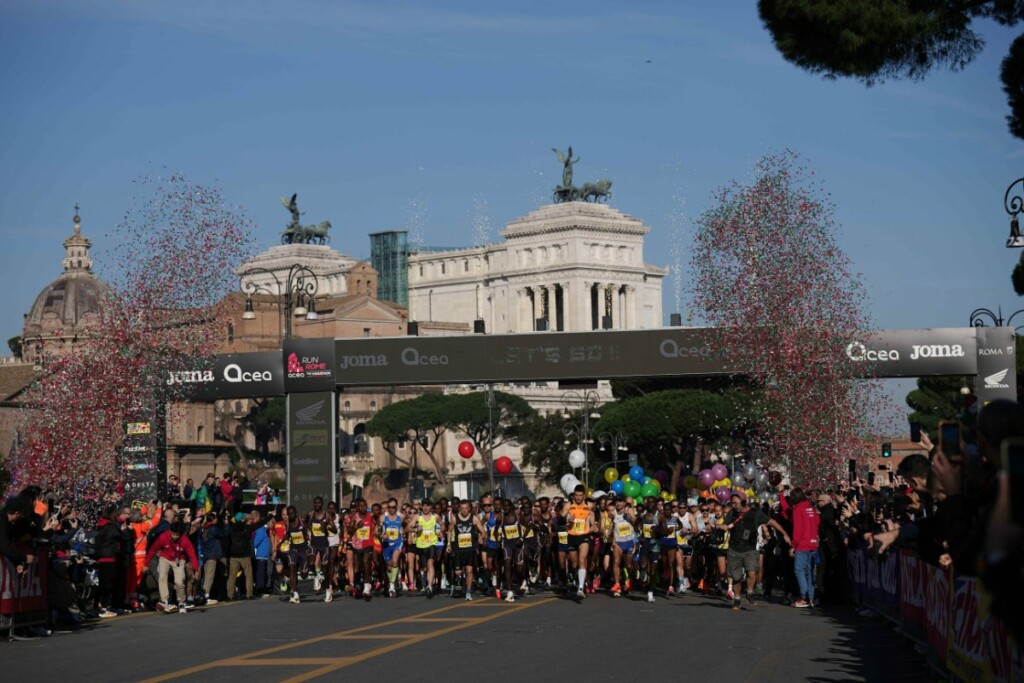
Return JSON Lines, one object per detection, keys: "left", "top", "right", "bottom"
{"left": 758, "top": 0, "right": 1024, "bottom": 140}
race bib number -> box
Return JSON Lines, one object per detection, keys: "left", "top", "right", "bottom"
{"left": 457, "top": 533, "right": 473, "bottom": 548}
{"left": 503, "top": 525, "right": 520, "bottom": 540}
{"left": 421, "top": 531, "right": 438, "bottom": 545}
{"left": 311, "top": 523, "right": 325, "bottom": 537}
{"left": 572, "top": 519, "right": 586, "bottom": 534}
{"left": 557, "top": 532, "right": 569, "bottom": 545}
{"left": 386, "top": 528, "right": 400, "bottom": 541}
{"left": 642, "top": 524, "right": 653, "bottom": 538}
{"left": 279, "top": 541, "right": 291, "bottom": 552}
{"left": 289, "top": 532, "right": 305, "bottom": 545}
{"left": 616, "top": 523, "right": 633, "bottom": 537}
{"left": 677, "top": 531, "right": 688, "bottom": 545}
{"left": 356, "top": 527, "right": 370, "bottom": 541}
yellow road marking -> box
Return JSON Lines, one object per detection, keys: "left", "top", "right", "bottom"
{"left": 404, "top": 617, "right": 474, "bottom": 622}
{"left": 140, "top": 597, "right": 553, "bottom": 683}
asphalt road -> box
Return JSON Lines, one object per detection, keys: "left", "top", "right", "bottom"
{"left": 2, "top": 589, "right": 929, "bottom": 682}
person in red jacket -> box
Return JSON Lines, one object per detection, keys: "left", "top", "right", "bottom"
{"left": 780, "top": 487, "right": 820, "bottom": 608}
{"left": 145, "top": 521, "right": 199, "bottom": 613}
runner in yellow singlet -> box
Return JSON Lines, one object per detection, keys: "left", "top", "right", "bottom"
{"left": 566, "top": 485, "right": 596, "bottom": 601}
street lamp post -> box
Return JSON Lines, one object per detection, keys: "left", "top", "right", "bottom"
{"left": 1004, "top": 176, "right": 1024, "bottom": 248}
{"left": 591, "top": 431, "right": 628, "bottom": 488}
{"left": 239, "top": 264, "right": 320, "bottom": 342}
{"left": 561, "top": 389, "right": 602, "bottom": 490}
{"left": 969, "top": 307, "right": 1024, "bottom": 333}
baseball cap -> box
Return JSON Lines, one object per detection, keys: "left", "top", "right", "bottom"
{"left": 592, "top": 491, "right": 607, "bottom": 499}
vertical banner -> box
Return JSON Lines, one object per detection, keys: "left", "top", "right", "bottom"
{"left": 947, "top": 576, "right": 986, "bottom": 683}
{"left": 974, "top": 326, "right": 1018, "bottom": 406}
{"left": 925, "top": 561, "right": 950, "bottom": 669}
{"left": 0, "top": 549, "right": 48, "bottom": 627}
{"left": 121, "top": 401, "right": 164, "bottom": 504}
{"left": 899, "top": 550, "right": 927, "bottom": 644}
{"left": 286, "top": 391, "right": 336, "bottom": 508}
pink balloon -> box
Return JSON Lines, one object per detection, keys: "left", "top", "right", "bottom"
{"left": 698, "top": 469, "right": 715, "bottom": 488}
{"left": 711, "top": 463, "right": 728, "bottom": 481}
{"left": 715, "top": 487, "right": 733, "bottom": 504}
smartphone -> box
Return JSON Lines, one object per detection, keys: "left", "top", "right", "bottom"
{"left": 1001, "top": 438, "right": 1024, "bottom": 527}
{"left": 909, "top": 420, "right": 921, "bottom": 443}
{"left": 848, "top": 459, "right": 857, "bottom": 485}
{"left": 867, "top": 472, "right": 876, "bottom": 487}
{"left": 938, "top": 420, "right": 962, "bottom": 461}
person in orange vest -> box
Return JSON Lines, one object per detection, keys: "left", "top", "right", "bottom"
{"left": 126, "top": 502, "right": 163, "bottom": 609}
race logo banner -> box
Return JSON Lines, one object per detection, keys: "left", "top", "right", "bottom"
{"left": 286, "top": 391, "right": 336, "bottom": 507}
{"left": 284, "top": 339, "right": 336, "bottom": 393}
{"left": 121, "top": 403, "right": 164, "bottom": 504}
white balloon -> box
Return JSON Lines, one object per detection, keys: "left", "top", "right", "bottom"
{"left": 568, "top": 449, "right": 586, "bottom": 469}
{"left": 563, "top": 475, "right": 580, "bottom": 494}
{"left": 560, "top": 473, "right": 575, "bottom": 492}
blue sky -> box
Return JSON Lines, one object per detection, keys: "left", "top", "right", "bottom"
{"left": 2, "top": 0, "right": 1022, "bottom": 354}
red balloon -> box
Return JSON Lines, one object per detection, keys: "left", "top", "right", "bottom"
{"left": 458, "top": 441, "right": 475, "bottom": 459}
{"left": 494, "top": 456, "right": 513, "bottom": 475}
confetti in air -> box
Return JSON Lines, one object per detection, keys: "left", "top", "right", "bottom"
{"left": 690, "top": 152, "right": 881, "bottom": 487}
{"left": 10, "top": 175, "right": 255, "bottom": 510}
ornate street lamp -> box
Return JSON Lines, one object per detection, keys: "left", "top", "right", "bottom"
{"left": 969, "top": 306, "right": 1024, "bottom": 333}
{"left": 239, "top": 264, "right": 320, "bottom": 342}
{"left": 561, "top": 389, "right": 602, "bottom": 488}
{"left": 1004, "top": 176, "right": 1024, "bottom": 248}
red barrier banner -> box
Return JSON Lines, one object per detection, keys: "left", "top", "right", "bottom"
{"left": 899, "top": 550, "right": 927, "bottom": 643}
{"left": 0, "top": 552, "right": 47, "bottom": 615}
{"left": 925, "top": 561, "right": 950, "bottom": 666}
{"left": 978, "top": 588, "right": 1023, "bottom": 683}
{"left": 947, "top": 577, "right": 986, "bottom": 683}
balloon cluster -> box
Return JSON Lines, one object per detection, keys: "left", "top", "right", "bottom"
{"left": 601, "top": 464, "right": 676, "bottom": 502}
{"left": 676, "top": 461, "right": 783, "bottom": 504}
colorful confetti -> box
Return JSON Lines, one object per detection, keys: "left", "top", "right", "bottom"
{"left": 9, "top": 174, "right": 255, "bottom": 511}
{"left": 690, "top": 152, "right": 881, "bottom": 487}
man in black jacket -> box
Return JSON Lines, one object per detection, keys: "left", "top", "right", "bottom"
{"left": 225, "top": 512, "right": 259, "bottom": 600}
{"left": 0, "top": 495, "right": 36, "bottom": 574}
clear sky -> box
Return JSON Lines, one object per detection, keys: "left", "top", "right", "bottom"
{"left": 2, "top": 0, "right": 1022, "bottom": 353}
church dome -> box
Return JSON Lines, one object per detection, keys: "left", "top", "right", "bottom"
{"left": 22, "top": 209, "right": 111, "bottom": 360}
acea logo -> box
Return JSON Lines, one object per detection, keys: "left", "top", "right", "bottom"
{"left": 168, "top": 364, "right": 273, "bottom": 385}
{"left": 845, "top": 341, "right": 899, "bottom": 362}
{"left": 984, "top": 369, "right": 1010, "bottom": 389}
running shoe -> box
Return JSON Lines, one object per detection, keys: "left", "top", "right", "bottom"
{"left": 425, "top": 585, "right": 433, "bottom": 599}
{"left": 205, "top": 598, "right": 219, "bottom": 605}
{"left": 440, "top": 576, "right": 448, "bottom": 590}
{"left": 732, "top": 598, "right": 741, "bottom": 611}
{"left": 576, "top": 587, "right": 585, "bottom": 600}
{"left": 794, "top": 599, "right": 810, "bottom": 608}
{"left": 591, "top": 577, "right": 601, "bottom": 592}
{"left": 495, "top": 589, "right": 502, "bottom": 600}
{"left": 98, "top": 609, "right": 117, "bottom": 618}
{"left": 388, "top": 584, "right": 396, "bottom": 598}
{"left": 505, "top": 591, "right": 515, "bottom": 603}
{"left": 624, "top": 579, "right": 632, "bottom": 593}
{"left": 680, "top": 579, "right": 688, "bottom": 594}
{"left": 178, "top": 603, "right": 187, "bottom": 614}
{"left": 544, "top": 577, "right": 552, "bottom": 589}
{"left": 465, "top": 591, "right": 474, "bottom": 602}
{"left": 744, "top": 594, "right": 757, "bottom": 608}
{"left": 324, "top": 590, "right": 333, "bottom": 603}
{"left": 611, "top": 583, "right": 621, "bottom": 597}
{"left": 667, "top": 585, "right": 675, "bottom": 596}
{"left": 647, "top": 591, "right": 655, "bottom": 603}
{"left": 313, "top": 575, "right": 322, "bottom": 592}
{"left": 289, "top": 592, "right": 300, "bottom": 604}
{"left": 155, "top": 602, "right": 169, "bottom": 613}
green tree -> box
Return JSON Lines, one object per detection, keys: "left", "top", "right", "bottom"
{"left": 7, "top": 336, "right": 21, "bottom": 359}
{"left": 442, "top": 391, "right": 536, "bottom": 486}
{"left": 244, "top": 397, "right": 286, "bottom": 459}
{"left": 365, "top": 393, "right": 453, "bottom": 484}
{"left": 758, "top": 1, "right": 1024, "bottom": 140}
{"left": 905, "top": 375, "right": 973, "bottom": 436}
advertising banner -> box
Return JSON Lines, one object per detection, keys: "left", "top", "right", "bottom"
{"left": 973, "top": 326, "right": 1018, "bottom": 406}
{"left": 286, "top": 390, "right": 336, "bottom": 507}
{"left": 172, "top": 351, "right": 284, "bottom": 401}
{"left": 329, "top": 327, "right": 982, "bottom": 386}
{"left": 121, "top": 412, "right": 161, "bottom": 504}
{"left": 947, "top": 576, "right": 987, "bottom": 683}
{"left": 899, "top": 550, "right": 927, "bottom": 645}
{"left": 925, "top": 561, "right": 951, "bottom": 669}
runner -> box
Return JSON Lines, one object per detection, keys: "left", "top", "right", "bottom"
{"left": 675, "top": 502, "right": 699, "bottom": 593}
{"left": 479, "top": 495, "right": 500, "bottom": 593}
{"left": 535, "top": 496, "right": 554, "bottom": 590}
{"left": 306, "top": 497, "right": 332, "bottom": 601}
{"left": 553, "top": 499, "right": 570, "bottom": 592}
{"left": 449, "top": 499, "right": 486, "bottom": 601}
{"left": 566, "top": 485, "right": 595, "bottom": 601}
{"left": 414, "top": 500, "right": 442, "bottom": 598}
{"left": 519, "top": 497, "right": 540, "bottom": 594}
{"left": 403, "top": 503, "right": 419, "bottom": 592}
{"left": 609, "top": 495, "right": 637, "bottom": 597}
{"left": 497, "top": 498, "right": 523, "bottom": 602}
{"left": 638, "top": 498, "right": 661, "bottom": 602}
{"left": 325, "top": 501, "right": 342, "bottom": 598}
{"left": 283, "top": 505, "right": 309, "bottom": 604}
{"left": 380, "top": 497, "right": 404, "bottom": 597}
{"left": 659, "top": 499, "right": 680, "bottom": 596}
{"left": 347, "top": 498, "right": 376, "bottom": 601}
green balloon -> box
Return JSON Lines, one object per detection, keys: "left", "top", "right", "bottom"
{"left": 624, "top": 480, "right": 642, "bottom": 499}
{"left": 640, "top": 483, "right": 659, "bottom": 499}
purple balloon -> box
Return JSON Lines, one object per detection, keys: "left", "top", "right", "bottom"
{"left": 653, "top": 470, "right": 669, "bottom": 485}
{"left": 698, "top": 469, "right": 715, "bottom": 488}
{"left": 711, "top": 463, "right": 728, "bottom": 481}
{"left": 715, "top": 487, "right": 733, "bottom": 504}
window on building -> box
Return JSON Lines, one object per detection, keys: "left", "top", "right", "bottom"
{"left": 343, "top": 400, "right": 351, "bottom": 414}
{"left": 370, "top": 400, "right": 377, "bottom": 412}
{"left": 197, "top": 425, "right": 205, "bottom": 442}
{"left": 363, "top": 328, "right": 371, "bottom": 337}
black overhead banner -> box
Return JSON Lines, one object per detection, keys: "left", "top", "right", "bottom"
{"left": 329, "top": 327, "right": 986, "bottom": 386}
{"left": 171, "top": 352, "right": 284, "bottom": 400}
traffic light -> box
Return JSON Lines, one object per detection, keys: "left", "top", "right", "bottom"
{"left": 881, "top": 442, "right": 892, "bottom": 458}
